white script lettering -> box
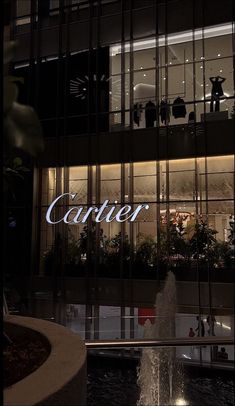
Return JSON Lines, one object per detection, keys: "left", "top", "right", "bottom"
{"left": 46, "top": 193, "right": 149, "bottom": 224}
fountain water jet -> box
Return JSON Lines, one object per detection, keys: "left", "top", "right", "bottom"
{"left": 137, "top": 272, "right": 185, "bottom": 406}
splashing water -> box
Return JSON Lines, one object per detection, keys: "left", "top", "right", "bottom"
{"left": 137, "top": 272, "right": 186, "bottom": 406}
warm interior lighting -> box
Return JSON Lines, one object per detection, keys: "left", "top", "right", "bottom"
{"left": 175, "top": 398, "right": 189, "bottom": 406}
{"left": 202, "top": 92, "right": 230, "bottom": 103}
{"left": 216, "top": 321, "right": 231, "bottom": 330}
{"left": 111, "top": 23, "right": 232, "bottom": 55}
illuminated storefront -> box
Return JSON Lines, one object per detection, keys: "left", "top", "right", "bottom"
{"left": 9, "top": 0, "right": 234, "bottom": 363}
{"left": 38, "top": 155, "right": 234, "bottom": 277}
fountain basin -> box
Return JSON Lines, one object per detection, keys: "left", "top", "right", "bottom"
{"left": 4, "top": 315, "right": 87, "bottom": 406}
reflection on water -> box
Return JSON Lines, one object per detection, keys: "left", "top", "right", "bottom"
{"left": 87, "top": 365, "right": 234, "bottom": 406}
{"left": 186, "top": 377, "right": 234, "bottom": 406}
{"left": 88, "top": 367, "right": 139, "bottom": 406}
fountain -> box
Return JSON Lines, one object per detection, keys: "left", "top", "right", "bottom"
{"left": 137, "top": 272, "right": 186, "bottom": 406}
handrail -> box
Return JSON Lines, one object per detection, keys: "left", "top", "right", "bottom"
{"left": 3, "top": 292, "right": 9, "bottom": 316}
{"left": 85, "top": 337, "right": 234, "bottom": 349}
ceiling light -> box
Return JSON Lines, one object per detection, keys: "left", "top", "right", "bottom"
{"left": 110, "top": 23, "right": 232, "bottom": 55}
{"left": 14, "top": 62, "right": 30, "bottom": 69}
{"left": 186, "top": 59, "right": 189, "bottom": 62}
{"left": 220, "top": 69, "right": 223, "bottom": 72}
{"left": 218, "top": 53, "right": 221, "bottom": 56}
{"left": 200, "top": 65, "right": 203, "bottom": 69}
{"left": 143, "top": 73, "right": 147, "bottom": 77}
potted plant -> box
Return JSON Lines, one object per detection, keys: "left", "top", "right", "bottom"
{"left": 134, "top": 234, "right": 157, "bottom": 277}
{"left": 189, "top": 219, "right": 218, "bottom": 268}
{"left": 103, "top": 232, "right": 131, "bottom": 277}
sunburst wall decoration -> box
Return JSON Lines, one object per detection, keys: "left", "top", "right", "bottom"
{"left": 69, "top": 74, "right": 110, "bottom": 99}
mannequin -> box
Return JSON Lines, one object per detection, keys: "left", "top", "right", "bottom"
{"left": 145, "top": 100, "right": 156, "bottom": 128}
{"left": 172, "top": 96, "right": 187, "bottom": 118}
{"left": 134, "top": 103, "right": 143, "bottom": 127}
{"left": 133, "top": 84, "right": 155, "bottom": 128}
{"left": 188, "top": 111, "right": 195, "bottom": 123}
{"left": 209, "top": 76, "right": 226, "bottom": 112}
{"left": 160, "top": 98, "right": 170, "bottom": 125}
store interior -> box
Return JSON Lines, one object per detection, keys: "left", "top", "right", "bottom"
{"left": 110, "top": 24, "right": 234, "bottom": 130}
{"left": 40, "top": 155, "right": 234, "bottom": 265}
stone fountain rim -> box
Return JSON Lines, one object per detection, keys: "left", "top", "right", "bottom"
{"left": 4, "top": 315, "right": 86, "bottom": 406}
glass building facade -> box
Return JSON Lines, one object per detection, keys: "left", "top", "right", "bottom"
{"left": 13, "top": 3, "right": 234, "bottom": 135}
{"left": 6, "top": 0, "right": 235, "bottom": 363}
{"left": 39, "top": 155, "right": 234, "bottom": 277}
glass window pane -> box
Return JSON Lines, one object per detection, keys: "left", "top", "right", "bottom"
{"left": 69, "top": 166, "right": 88, "bottom": 204}
{"left": 168, "top": 159, "right": 196, "bottom": 201}
{"left": 133, "top": 161, "right": 156, "bottom": 202}
{"left": 100, "top": 164, "right": 121, "bottom": 202}
{"left": 134, "top": 47, "right": 156, "bottom": 71}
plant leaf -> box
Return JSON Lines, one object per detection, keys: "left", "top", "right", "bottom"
{"left": 4, "top": 102, "right": 44, "bottom": 156}
{"left": 13, "top": 157, "right": 23, "bottom": 168}
{"left": 10, "top": 76, "right": 24, "bottom": 84}
{"left": 4, "top": 41, "right": 17, "bottom": 65}
{"left": 4, "top": 77, "right": 18, "bottom": 115}
{"left": 4, "top": 167, "right": 24, "bottom": 180}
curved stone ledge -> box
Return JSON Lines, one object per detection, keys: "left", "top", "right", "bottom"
{"left": 4, "top": 315, "right": 87, "bottom": 406}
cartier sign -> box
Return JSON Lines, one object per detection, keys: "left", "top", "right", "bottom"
{"left": 46, "top": 193, "right": 149, "bottom": 224}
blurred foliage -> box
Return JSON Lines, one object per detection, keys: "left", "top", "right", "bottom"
{"left": 189, "top": 220, "right": 217, "bottom": 259}
{"left": 135, "top": 234, "right": 157, "bottom": 267}
{"left": 43, "top": 220, "right": 234, "bottom": 276}
{"left": 4, "top": 41, "right": 44, "bottom": 159}
{"left": 3, "top": 41, "right": 44, "bottom": 311}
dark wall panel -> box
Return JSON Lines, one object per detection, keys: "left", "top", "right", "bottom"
{"left": 38, "top": 120, "right": 234, "bottom": 167}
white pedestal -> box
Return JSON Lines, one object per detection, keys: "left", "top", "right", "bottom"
{"left": 201, "top": 111, "right": 228, "bottom": 121}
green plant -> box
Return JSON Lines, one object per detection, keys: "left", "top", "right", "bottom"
{"left": 4, "top": 43, "right": 43, "bottom": 159}
{"left": 209, "top": 241, "right": 234, "bottom": 268}
{"left": 102, "top": 232, "right": 131, "bottom": 271}
{"left": 43, "top": 233, "right": 63, "bottom": 275}
{"left": 66, "top": 231, "right": 80, "bottom": 265}
{"left": 78, "top": 221, "right": 97, "bottom": 256}
{"left": 3, "top": 41, "right": 44, "bottom": 312}
{"left": 3, "top": 42, "right": 43, "bottom": 229}
{"left": 135, "top": 234, "right": 157, "bottom": 267}
{"left": 168, "top": 219, "right": 190, "bottom": 259}
{"left": 189, "top": 220, "right": 217, "bottom": 260}
{"left": 228, "top": 215, "right": 235, "bottom": 245}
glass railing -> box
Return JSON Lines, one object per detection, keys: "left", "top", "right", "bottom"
{"left": 65, "top": 314, "right": 234, "bottom": 364}
{"left": 5, "top": 290, "right": 234, "bottom": 366}
{"left": 38, "top": 103, "right": 234, "bottom": 137}
{"left": 17, "top": 295, "right": 233, "bottom": 365}
{"left": 5, "top": 292, "right": 234, "bottom": 404}
{"left": 66, "top": 313, "right": 233, "bottom": 336}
